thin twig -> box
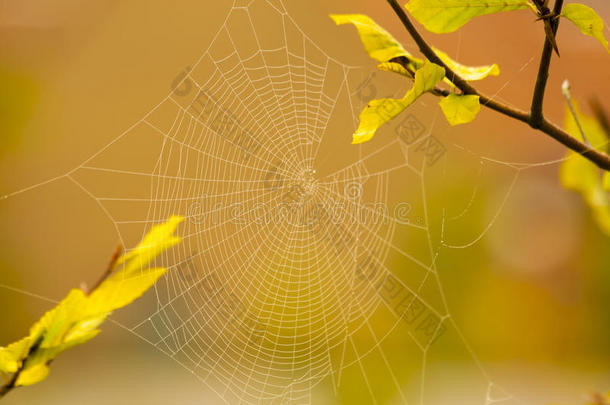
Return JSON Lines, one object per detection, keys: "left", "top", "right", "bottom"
{"left": 385, "top": 0, "right": 610, "bottom": 171}
{"left": 562, "top": 80, "right": 591, "bottom": 145}
{"left": 88, "top": 245, "right": 123, "bottom": 294}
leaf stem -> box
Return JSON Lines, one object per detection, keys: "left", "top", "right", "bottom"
{"left": 88, "top": 245, "right": 123, "bottom": 295}
{"left": 385, "top": 0, "right": 610, "bottom": 171}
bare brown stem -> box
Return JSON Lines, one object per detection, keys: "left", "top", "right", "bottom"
{"left": 530, "top": 0, "right": 564, "bottom": 128}
{"left": 88, "top": 245, "right": 123, "bottom": 294}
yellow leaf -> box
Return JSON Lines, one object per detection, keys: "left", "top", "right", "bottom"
{"left": 353, "top": 98, "right": 410, "bottom": 145}
{"left": 377, "top": 62, "right": 413, "bottom": 78}
{"left": 433, "top": 47, "right": 500, "bottom": 82}
{"left": 87, "top": 268, "right": 167, "bottom": 315}
{"left": 116, "top": 215, "right": 183, "bottom": 273}
{"left": 15, "top": 364, "right": 50, "bottom": 387}
{"left": 30, "top": 289, "right": 88, "bottom": 349}
{"left": 0, "top": 338, "right": 31, "bottom": 374}
{"left": 439, "top": 94, "right": 481, "bottom": 125}
{"left": 604, "top": 172, "right": 610, "bottom": 191}
{"left": 60, "top": 328, "right": 101, "bottom": 350}
{"left": 378, "top": 48, "right": 499, "bottom": 87}
{"left": 562, "top": 3, "right": 609, "bottom": 53}
{"left": 405, "top": 0, "right": 535, "bottom": 34}
{"left": 330, "top": 14, "right": 413, "bottom": 62}
{"left": 560, "top": 102, "right": 610, "bottom": 234}
{"left": 0, "top": 350, "right": 17, "bottom": 374}
{"left": 353, "top": 62, "right": 445, "bottom": 144}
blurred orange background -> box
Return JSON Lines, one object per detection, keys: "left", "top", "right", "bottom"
{"left": 1, "top": 1, "right": 609, "bottom": 404}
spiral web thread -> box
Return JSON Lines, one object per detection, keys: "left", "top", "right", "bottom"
{"left": 1, "top": 0, "right": 567, "bottom": 403}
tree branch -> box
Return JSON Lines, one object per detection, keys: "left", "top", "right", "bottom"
{"left": 530, "top": 0, "right": 564, "bottom": 128}
{"left": 385, "top": 0, "right": 610, "bottom": 171}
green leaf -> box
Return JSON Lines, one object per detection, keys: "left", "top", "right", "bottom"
{"left": 0, "top": 216, "right": 184, "bottom": 390}
{"left": 438, "top": 94, "right": 481, "bottom": 125}
{"left": 562, "top": 3, "right": 609, "bottom": 53}
{"left": 432, "top": 47, "right": 500, "bottom": 82}
{"left": 405, "top": 0, "right": 535, "bottom": 34}
{"left": 560, "top": 103, "right": 610, "bottom": 234}
{"left": 353, "top": 61, "right": 445, "bottom": 144}
{"left": 330, "top": 14, "right": 413, "bottom": 62}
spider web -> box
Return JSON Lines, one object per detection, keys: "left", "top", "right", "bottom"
{"left": 2, "top": 0, "right": 564, "bottom": 404}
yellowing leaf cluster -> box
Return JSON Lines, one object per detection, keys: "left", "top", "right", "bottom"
{"left": 331, "top": 14, "right": 502, "bottom": 143}
{"left": 0, "top": 216, "right": 184, "bottom": 389}
{"left": 353, "top": 61, "right": 445, "bottom": 144}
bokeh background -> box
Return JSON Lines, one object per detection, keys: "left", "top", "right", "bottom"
{"left": 1, "top": 0, "right": 609, "bottom": 404}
